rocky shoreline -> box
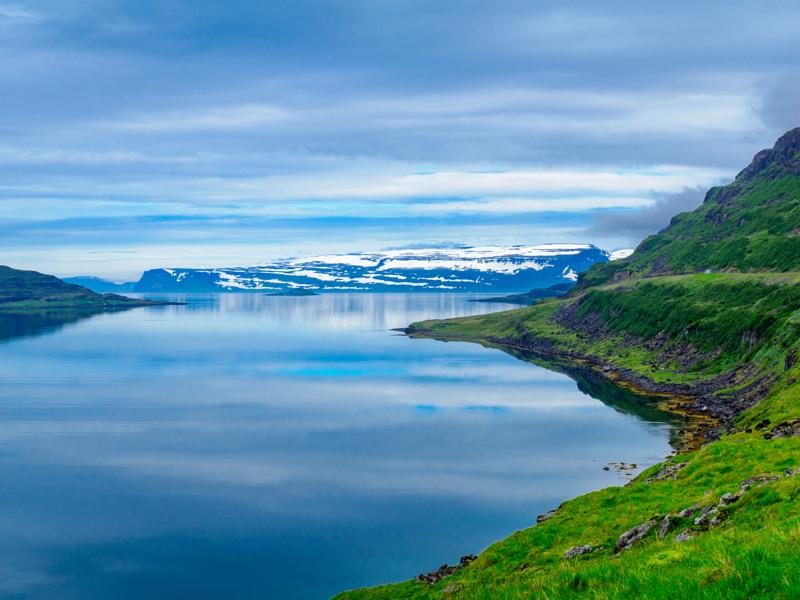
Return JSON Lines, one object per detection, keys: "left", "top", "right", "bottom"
{"left": 404, "top": 327, "right": 775, "bottom": 448}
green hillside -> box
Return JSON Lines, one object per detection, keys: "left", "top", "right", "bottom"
{"left": 579, "top": 127, "right": 800, "bottom": 288}
{"left": 0, "top": 265, "right": 166, "bottom": 309}
{"left": 336, "top": 130, "right": 800, "bottom": 600}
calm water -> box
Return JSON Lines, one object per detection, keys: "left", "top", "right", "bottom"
{"left": 0, "top": 294, "right": 674, "bottom": 599}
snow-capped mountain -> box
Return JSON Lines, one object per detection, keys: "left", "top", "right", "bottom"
{"left": 129, "top": 244, "right": 610, "bottom": 293}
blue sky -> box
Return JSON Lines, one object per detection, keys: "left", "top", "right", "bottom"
{"left": 1, "top": 1, "right": 799, "bottom": 279}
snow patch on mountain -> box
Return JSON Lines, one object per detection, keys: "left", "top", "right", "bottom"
{"left": 133, "top": 244, "right": 611, "bottom": 293}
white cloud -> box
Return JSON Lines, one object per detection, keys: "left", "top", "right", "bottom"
{"left": 410, "top": 195, "right": 654, "bottom": 215}
{"left": 0, "top": 4, "right": 40, "bottom": 22}
{"left": 108, "top": 103, "right": 290, "bottom": 132}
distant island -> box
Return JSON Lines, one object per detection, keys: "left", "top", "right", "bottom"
{"left": 0, "top": 265, "right": 175, "bottom": 310}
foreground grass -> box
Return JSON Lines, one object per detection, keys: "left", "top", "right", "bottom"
{"left": 335, "top": 273, "right": 800, "bottom": 600}
{"left": 337, "top": 434, "right": 800, "bottom": 600}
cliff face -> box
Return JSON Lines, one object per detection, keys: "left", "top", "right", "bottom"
{"left": 578, "top": 128, "right": 800, "bottom": 288}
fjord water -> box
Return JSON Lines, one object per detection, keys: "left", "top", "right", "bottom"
{"left": 0, "top": 294, "right": 673, "bottom": 599}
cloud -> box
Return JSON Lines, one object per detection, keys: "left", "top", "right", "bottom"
{"left": 0, "top": 0, "right": 798, "bottom": 274}
{"left": 585, "top": 186, "right": 707, "bottom": 240}
{"left": 108, "top": 103, "right": 290, "bottom": 132}
{"left": 760, "top": 77, "right": 800, "bottom": 133}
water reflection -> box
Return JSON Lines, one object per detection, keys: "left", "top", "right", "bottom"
{"left": 0, "top": 294, "right": 673, "bottom": 600}
{"left": 0, "top": 308, "right": 109, "bottom": 344}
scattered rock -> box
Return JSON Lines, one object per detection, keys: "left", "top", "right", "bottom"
{"left": 693, "top": 505, "right": 717, "bottom": 527}
{"left": 754, "top": 418, "right": 771, "bottom": 431}
{"left": 646, "top": 462, "right": 688, "bottom": 483}
{"left": 708, "top": 510, "right": 727, "bottom": 527}
{"left": 658, "top": 514, "right": 675, "bottom": 540}
{"left": 416, "top": 555, "right": 476, "bottom": 585}
{"left": 675, "top": 529, "right": 694, "bottom": 543}
{"left": 603, "top": 461, "right": 639, "bottom": 477}
{"left": 677, "top": 503, "right": 700, "bottom": 518}
{"left": 718, "top": 492, "right": 741, "bottom": 506}
{"left": 764, "top": 418, "right": 800, "bottom": 439}
{"left": 537, "top": 509, "right": 558, "bottom": 524}
{"left": 615, "top": 520, "right": 657, "bottom": 553}
{"left": 739, "top": 474, "right": 780, "bottom": 490}
{"left": 564, "top": 545, "right": 594, "bottom": 559}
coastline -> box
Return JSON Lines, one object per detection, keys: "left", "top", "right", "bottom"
{"left": 403, "top": 327, "right": 724, "bottom": 451}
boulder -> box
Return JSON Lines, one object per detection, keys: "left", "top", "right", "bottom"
{"left": 658, "top": 515, "right": 675, "bottom": 540}
{"left": 563, "top": 545, "right": 593, "bottom": 559}
{"left": 615, "top": 520, "right": 657, "bottom": 553}
{"left": 536, "top": 509, "right": 559, "bottom": 523}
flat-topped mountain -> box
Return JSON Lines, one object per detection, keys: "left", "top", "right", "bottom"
{"left": 116, "top": 244, "right": 611, "bottom": 294}
{"left": 0, "top": 266, "right": 166, "bottom": 309}
{"left": 580, "top": 127, "right": 800, "bottom": 287}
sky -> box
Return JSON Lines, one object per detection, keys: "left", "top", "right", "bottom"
{"left": 1, "top": 1, "right": 799, "bottom": 279}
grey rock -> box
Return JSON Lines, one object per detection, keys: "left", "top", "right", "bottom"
{"left": 677, "top": 503, "right": 700, "bottom": 518}
{"left": 658, "top": 515, "right": 675, "bottom": 540}
{"left": 416, "top": 555, "right": 476, "bottom": 585}
{"left": 764, "top": 417, "right": 800, "bottom": 439}
{"left": 537, "top": 509, "right": 559, "bottom": 524}
{"left": 645, "top": 462, "right": 688, "bottom": 484}
{"left": 615, "top": 520, "right": 657, "bottom": 553}
{"left": 739, "top": 474, "right": 780, "bottom": 490}
{"left": 675, "top": 529, "right": 694, "bottom": 543}
{"left": 693, "top": 505, "right": 717, "bottom": 526}
{"left": 719, "top": 492, "right": 740, "bottom": 506}
{"left": 563, "top": 545, "right": 594, "bottom": 559}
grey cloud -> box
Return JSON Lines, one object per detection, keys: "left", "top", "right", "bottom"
{"left": 761, "top": 77, "right": 800, "bottom": 133}
{"left": 586, "top": 187, "right": 707, "bottom": 241}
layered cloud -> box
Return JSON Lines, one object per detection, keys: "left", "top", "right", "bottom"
{"left": 0, "top": 1, "right": 798, "bottom": 277}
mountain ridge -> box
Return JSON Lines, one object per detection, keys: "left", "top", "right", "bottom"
{"left": 578, "top": 127, "right": 800, "bottom": 288}
{"left": 76, "top": 244, "right": 614, "bottom": 294}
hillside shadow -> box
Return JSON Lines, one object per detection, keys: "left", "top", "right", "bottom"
{"left": 0, "top": 308, "right": 126, "bottom": 345}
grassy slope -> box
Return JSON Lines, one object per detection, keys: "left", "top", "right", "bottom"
{"left": 337, "top": 435, "right": 800, "bottom": 600}
{"left": 335, "top": 274, "right": 800, "bottom": 600}
{"left": 0, "top": 265, "right": 162, "bottom": 309}
{"left": 411, "top": 273, "right": 800, "bottom": 387}
{"left": 337, "top": 131, "right": 800, "bottom": 599}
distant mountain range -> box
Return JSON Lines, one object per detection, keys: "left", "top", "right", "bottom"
{"left": 68, "top": 244, "right": 630, "bottom": 294}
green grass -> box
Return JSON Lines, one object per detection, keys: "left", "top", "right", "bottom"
{"left": 336, "top": 434, "right": 800, "bottom": 600}
{"left": 338, "top": 272, "right": 800, "bottom": 600}
{"left": 410, "top": 273, "right": 800, "bottom": 385}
